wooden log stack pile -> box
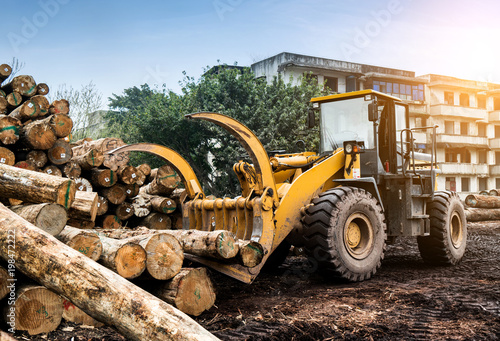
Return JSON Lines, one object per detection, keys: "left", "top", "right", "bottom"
{"left": 0, "top": 62, "right": 264, "bottom": 339}
{"left": 464, "top": 189, "right": 500, "bottom": 221}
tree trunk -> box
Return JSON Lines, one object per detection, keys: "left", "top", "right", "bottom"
{"left": 74, "top": 177, "right": 93, "bottom": 192}
{"left": 14, "top": 160, "right": 37, "bottom": 171}
{"left": 72, "top": 148, "right": 103, "bottom": 170}
{"left": 97, "top": 215, "right": 122, "bottom": 229}
{"left": 5, "top": 91, "right": 22, "bottom": 109}
{"left": 6, "top": 284, "right": 64, "bottom": 335}
{"left": 9, "top": 95, "right": 49, "bottom": 121}
{"left": 43, "top": 113, "right": 73, "bottom": 138}
{"left": 0, "top": 147, "right": 15, "bottom": 166}
{"left": 0, "top": 203, "right": 218, "bottom": 340}
{"left": 57, "top": 226, "right": 102, "bottom": 261}
{"left": 19, "top": 118, "right": 57, "bottom": 150}
{"left": 9, "top": 203, "right": 67, "bottom": 236}
{"left": 94, "top": 231, "right": 184, "bottom": 281}
{"left": 49, "top": 99, "right": 70, "bottom": 115}
{"left": 237, "top": 240, "right": 265, "bottom": 268}
{"left": 149, "top": 195, "right": 177, "bottom": 214}
{"left": 141, "top": 212, "right": 171, "bottom": 230}
{"left": 90, "top": 168, "right": 116, "bottom": 188}
{"left": 62, "top": 298, "right": 104, "bottom": 327}
{"left": 124, "top": 183, "right": 140, "bottom": 198}
{"left": 465, "top": 194, "right": 500, "bottom": 208}
{"left": 47, "top": 139, "right": 73, "bottom": 165}
{"left": 0, "top": 114, "right": 20, "bottom": 145}
{"left": 465, "top": 207, "right": 500, "bottom": 222}
{"left": 1, "top": 75, "right": 37, "bottom": 97}
{"left": 0, "top": 97, "right": 7, "bottom": 115}
{"left": 68, "top": 191, "right": 98, "bottom": 222}
{"left": 96, "top": 195, "right": 109, "bottom": 216}
{"left": 117, "top": 165, "right": 139, "bottom": 185}
{"left": 26, "top": 150, "right": 48, "bottom": 168}
{"left": 154, "top": 268, "right": 216, "bottom": 317}
{"left": 0, "top": 163, "right": 75, "bottom": 209}
{"left": 137, "top": 163, "right": 151, "bottom": 176}
{"left": 72, "top": 138, "right": 129, "bottom": 171}
{"left": 101, "top": 184, "right": 127, "bottom": 205}
{"left": 0, "top": 64, "right": 12, "bottom": 82}
{"left": 42, "top": 165, "right": 62, "bottom": 177}
{"left": 36, "top": 83, "right": 50, "bottom": 96}
{"left": 98, "top": 235, "right": 147, "bottom": 279}
{"left": 114, "top": 201, "right": 135, "bottom": 220}
{"left": 132, "top": 195, "right": 151, "bottom": 217}
{"left": 60, "top": 160, "right": 81, "bottom": 179}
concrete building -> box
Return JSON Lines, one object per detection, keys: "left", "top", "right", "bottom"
{"left": 250, "top": 52, "right": 500, "bottom": 195}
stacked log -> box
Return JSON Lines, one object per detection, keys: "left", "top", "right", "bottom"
{"left": 464, "top": 191, "right": 500, "bottom": 222}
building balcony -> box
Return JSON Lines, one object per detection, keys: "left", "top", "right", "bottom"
{"left": 436, "top": 134, "right": 488, "bottom": 147}
{"left": 430, "top": 104, "right": 487, "bottom": 120}
{"left": 438, "top": 163, "right": 489, "bottom": 175}
{"left": 490, "top": 165, "right": 500, "bottom": 176}
{"left": 489, "top": 110, "right": 500, "bottom": 122}
{"left": 411, "top": 132, "right": 427, "bottom": 144}
{"left": 489, "top": 138, "right": 500, "bottom": 149}
{"left": 408, "top": 102, "right": 428, "bottom": 116}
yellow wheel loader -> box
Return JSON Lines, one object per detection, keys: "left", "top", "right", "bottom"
{"left": 110, "top": 90, "right": 467, "bottom": 283}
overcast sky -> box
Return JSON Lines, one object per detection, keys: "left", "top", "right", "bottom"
{"left": 1, "top": 0, "right": 499, "bottom": 107}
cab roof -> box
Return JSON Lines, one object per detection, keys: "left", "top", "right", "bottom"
{"left": 311, "top": 89, "right": 403, "bottom": 103}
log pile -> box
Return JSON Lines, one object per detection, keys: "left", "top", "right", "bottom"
{"left": 0, "top": 62, "right": 264, "bottom": 339}
{"left": 464, "top": 190, "right": 500, "bottom": 221}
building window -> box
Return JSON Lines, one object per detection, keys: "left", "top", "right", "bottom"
{"left": 479, "top": 178, "right": 488, "bottom": 191}
{"left": 372, "top": 81, "right": 424, "bottom": 101}
{"left": 462, "top": 149, "right": 471, "bottom": 163}
{"left": 445, "top": 177, "right": 456, "bottom": 191}
{"left": 495, "top": 126, "right": 500, "bottom": 138}
{"left": 495, "top": 98, "right": 500, "bottom": 111}
{"left": 496, "top": 178, "right": 500, "bottom": 189}
{"left": 461, "top": 177, "right": 470, "bottom": 192}
{"left": 324, "top": 77, "right": 338, "bottom": 93}
{"left": 460, "top": 122, "right": 469, "bottom": 136}
{"left": 496, "top": 151, "right": 500, "bottom": 164}
{"left": 415, "top": 117, "right": 427, "bottom": 128}
{"left": 460, "top": 93, "right": 470, "bottom": 107}
{"left": 445, "top": 121, "right": 454, "bottom": 134}
{"left": 477, "top": 95, "right": 487, "bottom": 109}
{"left": 346, "top": 76, "right": 357, "bottom": 92}
{"left": 478, "top": 123, "right": 487, "bottom": 137}
{"left": 444, "top": 92, "right": 454, "bottom": 105}
{"left": 445, "top": 149, "right": 457, "bottom": 162}
{"left": 478, "top": 150, "right": 487, "bottom": 164}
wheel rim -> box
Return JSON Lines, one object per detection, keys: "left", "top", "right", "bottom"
{"left": 344, "top": 213, "right": 374, "bottom": 259}
{"left": 450, "top": 211, "right": 464, "bottom": 249}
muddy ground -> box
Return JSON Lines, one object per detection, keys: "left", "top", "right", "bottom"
{"left": 12, "top": 221, "right": 500, "bottom": 340}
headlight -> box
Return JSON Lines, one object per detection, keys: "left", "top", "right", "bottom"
{"left": 345, "top": 143, "right": 353, "bottom": 154}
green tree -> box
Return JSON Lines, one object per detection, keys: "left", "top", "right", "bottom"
{"left": 105, "top": 66, "right": 325, "bottom": 197}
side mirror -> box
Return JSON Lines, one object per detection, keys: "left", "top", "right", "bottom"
{"left": 368, "top": 103, "right": 379, "bottom": 121}
{"left": 306, "top": 109, "right": 316, "bottom": 128}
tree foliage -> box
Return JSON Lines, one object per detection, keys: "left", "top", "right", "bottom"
{"left": 105, "top": 67, "right": 325, "bottom": 197}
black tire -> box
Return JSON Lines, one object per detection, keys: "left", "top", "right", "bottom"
{"left": 417, "top": 191, "right": 467, "bottom": 265}
{"left": 302, "top": 187, "right": 386, "bottom": 282}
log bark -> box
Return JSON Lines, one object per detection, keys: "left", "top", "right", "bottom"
{"left": 0, "top": 265, "right": 8, "bottom": 300}
{"left": 90, "top": 168, "right": 116, "bottom": 188}
{"left": 141, "top": 212, "right": 171, "bottom": 230}
{"left": 132, "top": 195, "right": 151, "bottom": 217}
{"left": 117, "top": 165, "right": 139, "bottom": 185}
{"left": 154, "top": 268, "right": 216, "bottom": 316}
{"left": 57, "top": 226, "right": 102, "bottom": 261}
{"left": 0, "top": 163, "right": 75, "bottom": 209}
{"left": 19, "top": 118, "right": 57, "bottom": 150}
{"left": 72, "top": 148, "right": 103, "bottom": 170}
{"left": 0, "top": 114, "right": 20, "bottom": 145}
{"left": 96, "top": 195, "right": 109, "bottom": 216}
{"left": 0, "top": 203, "right": 218, "bottom": 340}
{"left": 42, "top": 165, "right": 62, "bottom": 177}
{"left": 26, "top": 150, "right": 48, "bottom": 168}
{"left": 0, "top": 64, "right": 12, "bottom": 82}
{"left": 465, "top": 208, "right": 500, "bottom": 222}
{"left": 9, "top": 203, "right": 67, "bottom": 236}
{"left": 1, "top": 75, "right": 37, "bottom": 97}
{"left": 9, "top": 95, "right": 49, "bottom": 121}
{"left": 94, "top": 231, "right": 183, "bottom": 280}
{"left": 237, "top": 240, "right": 265, "bottom": 268}
{"left": 488, "top": 189, "right": 500, "bottom": 196}
{"left": 465, "top": 194, "right": 500, "bottom": 208}
{"left": 99, "top": 235, "right": 147, "bottom": 279}
{"left": 114, "top": 201, "right": 134, "bottom": 220}
{"left": 6, "top": 284, "right": 63, "bottom": 335}
{"left": 49, "top": 99, "right": 69, "bottom": 115}
{"left": 47, "top": 139, "right": 73, "bottom": 165}
{"left": 62, "top": 298, "right": 104, "bottom": 327}
{"left": 0, "top": 146, "right": 15, "bottom": 166}
{"left": 101, "top": 183, "right": 127, "bottom": 205}
{"left": 68, "top": 191, "right": 98, "bottom": 222}
{"left": 149, "top": 195, "right": 177, "bottom": 214}
{"left": 60, "top": 160, "right": 81, "bottom": 179}
{"left": 74, "top": 177, "right": 93, "bottom": 192}
{"left": 72, "top": 138, "right": 129, "bottom": 171}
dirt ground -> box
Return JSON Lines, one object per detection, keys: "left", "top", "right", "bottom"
{"left": 12, "top": 221, "right": 500, "bottom": 340}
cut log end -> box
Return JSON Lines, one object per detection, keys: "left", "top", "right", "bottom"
{"left": 114, "top": 243, "right": 147, "bottom": 279}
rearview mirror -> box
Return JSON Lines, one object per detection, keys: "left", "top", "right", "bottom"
{"left": 368, "top": 103, "right": 378, "bottom": 121}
